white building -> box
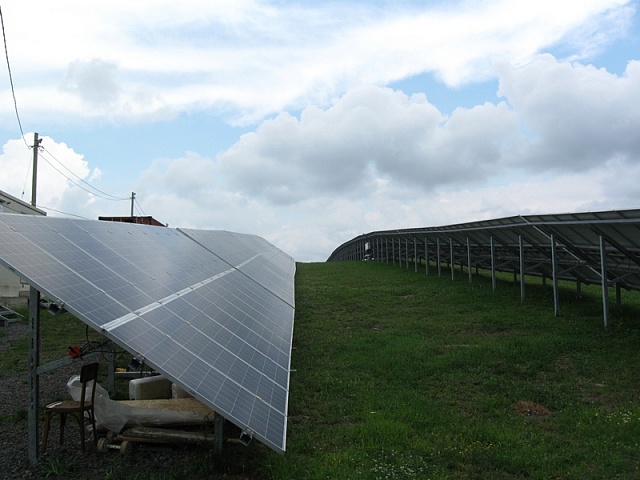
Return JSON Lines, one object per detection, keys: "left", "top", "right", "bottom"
{"left": 0, "top": 190, "right": 46, "bottom": 302}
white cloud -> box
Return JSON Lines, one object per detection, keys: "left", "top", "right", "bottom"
{"left": 217, "top": 85, "right": 518, "bottom": 204}
{"left": 60, "top": 59, "right": 121, "bottom": 107}
{"left": 497, "top": 55, "right": 640, "bottom": 171}
{"left": 213, "top": 53, "right": 640, "bottom": 258}
{"left": 0, "top": 0, "right": 633, "bottom": 124}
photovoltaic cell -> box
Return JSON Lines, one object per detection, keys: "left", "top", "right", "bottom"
{"left": 179, "top": 228, "right": 296, "bottom": 307}
{"left": 0, "top": 213, "right": 295, "bottom": 453}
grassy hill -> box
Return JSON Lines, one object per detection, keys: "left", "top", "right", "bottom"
{"left": 273, "top": 261, "right": 640, "bottom": 479}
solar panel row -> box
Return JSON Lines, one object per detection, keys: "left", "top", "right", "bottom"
{"left": 0, "top": 213, "right": 295, "bottom": 453}
{"left": 328, "top": 209, "right": 640, "bottom": 292}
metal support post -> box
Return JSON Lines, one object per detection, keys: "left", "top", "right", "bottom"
{"left": 392, "top": 239, "right": 395, "bottom": 266}
{"left": 107, "top": 342, "right": 117, "bottom": 396}
{"left": 424, "top": 238, "right": 429, "bottom": 275}
{"left": 405, "top": 238, "right": 409, "bottom": 269}
{"left": 600, "top": 235, "right": 610, "bottom": 329}
{"left": 467, "top": 238, "right": 472, "bottom": 284}
{"left": 519, "top": 235, "right": 525, "bottom": 302}
{"left": 213, "top": 412, "right": 225, "bottom": 453}
{"left": 551, "top": 234, "right": 560, "bottom": 316}
{"left": 450, "top": 238, "right": 455, "bottom": 281}
{"left": 490, "top": 237, "right": 496, "bottom": 290}
{"left": 436, "top": 238, "right": 442, "bottom": 277}
{"left": 28, "top": 288, "right": 40, "bottom": 465}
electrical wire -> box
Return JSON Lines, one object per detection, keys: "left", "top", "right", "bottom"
{"left": 40, "top": 145, "right": 129, "bottom": 201}
{"left": 21, "top": 155, "right": 32, "bottom": 198}
{"left": 37, "top": 205, "right": 91, "bottom": 219}
{"left": 37, "top": 150, "right": 108, "bottom": 201}
{"left": 134, "top": 198, "right": 147, "bottom": 216}
{"left": 0, "top": 6, "right": 28, "bottom": 148}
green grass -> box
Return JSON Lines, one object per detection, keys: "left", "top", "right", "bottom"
{"left": 270, "top": 261, "right": 640, "bottom": 479}
{"left": 4, "top": 261, "right": 640, "bottom": 478}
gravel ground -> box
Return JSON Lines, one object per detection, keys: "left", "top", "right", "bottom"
{"left": 0, "top": 323, "right": 259, "bottom": 480}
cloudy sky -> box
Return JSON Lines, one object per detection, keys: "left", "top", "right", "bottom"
{"left": 0, "top": 0, "right": 638, "bottom": 261}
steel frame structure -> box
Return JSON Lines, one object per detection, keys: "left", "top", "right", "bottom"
{"left": 327, "top": 209, "right": 640, "bottom": 328}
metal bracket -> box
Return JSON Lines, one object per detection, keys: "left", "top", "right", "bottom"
{"left": 239, "top": 429, "right": 254, "bottom": 446}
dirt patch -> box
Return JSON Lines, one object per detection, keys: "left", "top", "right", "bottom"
{"left": 459, "top": 326, "right": 514, "bottom": 337}
{"left": 0, "top": 323, "right": 260, "bottom": 479}
{"left": 513, "top": 400, "right": 552, "bottom": 418}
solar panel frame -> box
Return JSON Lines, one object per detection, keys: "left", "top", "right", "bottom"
{"left": 0, "top": 213, "right": 295, "bottom": 454}
{"left": 328, "top": 208, "right": 640, "bottom": 293}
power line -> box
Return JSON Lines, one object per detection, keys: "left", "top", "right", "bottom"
{"left": 37, "top": 149, "right": 128, "bottom": 203}
{"left": 37, "top": 205, "right": 91, "bottom": 220}
{"left": 0, "top": 6, "right": 28, "bottom": 147}
{"left": 134, "top": 198, "right": 147, "bottom": 216}
{"left": 40, "top": 145, "right": 129, "bottom": 201}
{"left": 21, "top": 153, "right": 32, "bottom": 198}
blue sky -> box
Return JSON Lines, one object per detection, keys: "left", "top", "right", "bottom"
{"left": 0, "top": 0, "right": 639, "bottom": 261}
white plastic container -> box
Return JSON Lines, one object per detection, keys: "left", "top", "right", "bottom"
{"left": 129, "top": 375, "right": 172, "bottom": 400}
{"left": 171, "top": 383, "right": 193, "bottom": 399}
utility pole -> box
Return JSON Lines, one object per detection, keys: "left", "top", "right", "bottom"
{"left": 28, "top": 132, "right": 41, "bottom": 465}
{"left": 30, "top": 132, "right": 40, "bottom": 207}
{"left": 130, "top": 192, "right": 135, "bottom": 218}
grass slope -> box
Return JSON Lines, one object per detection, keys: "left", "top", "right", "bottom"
{"left": 271, "top": 261, "right": 640, "bottom": 479}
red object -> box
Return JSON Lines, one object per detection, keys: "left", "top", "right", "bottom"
{"left": 68, "top": 346, "right": 81, "bottom": 358}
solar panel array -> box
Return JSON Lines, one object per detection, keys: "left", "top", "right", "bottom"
{"left": 328, "top": 209, "right": 640, "bottom": 292}
{"left": 0, "top": 213, "right": 295, "bottom": 453}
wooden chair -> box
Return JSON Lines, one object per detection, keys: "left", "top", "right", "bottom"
{"left": 42, "top": 362, "right": 99, "bottom": 452}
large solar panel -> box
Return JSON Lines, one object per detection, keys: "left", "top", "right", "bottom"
{"left": 0, "top": 213, "right": 295, "bottom": 453}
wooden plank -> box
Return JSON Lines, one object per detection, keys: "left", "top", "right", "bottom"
{"left": 117, "top": 426, "right": 215, "bottom": 445}
{"left": 118, "top": 397, "right": 214, "bottom": 416}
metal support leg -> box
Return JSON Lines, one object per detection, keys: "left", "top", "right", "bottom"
{"left": 490, "top": 237, "right": 496, "bottom": 291}
{"left": 467, "top": 238, "right": 472, "bottom": 284}
{"left": 425, "top": 238, "right": 429, "bottom": 275}
{"left": 214, "top": 413, "right": 225, "bottom": 453}
{"left": 600, "top": 236, "right": 609, "bottom": 329}
{"left": 436, "top": 238, "right": 441, "bottom": 277}
{"left": 405, "top": 238, "right": 409, "bottom": 269}
{"left": 107, "top": 342, "right": 117, "bottom": 397}
{"left": 551, "top": 234, "right": 560, "bottom": 317}
{"left": 519, "top": 235, "right": 525, "bottom": 302}
{"left": 28, "top": 287, "right": 40, "bottom": 465}
{"left": 450, "top": 238, "right": 455, "bottom": 281}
